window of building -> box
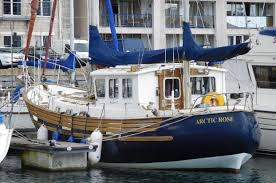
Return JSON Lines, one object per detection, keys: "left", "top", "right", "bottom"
{"left": 109, "top": 79, "right": 119, "bottom": 98}
{"left": 100, "top": 34, "right": 149, "bottom": 52}
{"left": 252, "top": 66, "right": 276, "bottom": 89}
{"left": 164, "top": 78, "right": 181, "bottom": 99}
{"left": 236, "top": 35, "right": 242, "bottom": 44}
{"left": 193, "top": 34, "right": 214, "bottom": 48}
{"left": 227, "top": 2, "right": 273, "bottom": 16}
{"left": 165, "top": 1, "right": 180, "bottom": 28}
{"left": 228, "top": 35, "right": 249, "bottom": 45}
{"left": 227, "top": 3, "right": 245, "bottom": 16}
{"left": 37, "top": 0, "right": 51, "bottom": 16}
{"left": 95, "top": 79, "right": 105, "bottom": 98}
{"left": 189, "top": 1, "right": 215, "bottom": 28}
{"left": 228, "top": 36, "right": 234, "bottom": 45}
{"left": 191, "top": 77, "right": 216, "bottom": 95}
{"left": 3, "top": 0, "right": 21, "bottom": 15}
{"left": 34, "top": 35, "right": 50, "bottom": 47}
{"left": 122, "top": 79, "right": 132, "bottom": 98}
{"left": 4, "top": 35, "right": 22, "bottom": 48}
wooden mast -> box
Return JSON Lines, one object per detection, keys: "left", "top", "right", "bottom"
{"left": 182, "top": 0, "right": 191, "bottom": 108}
{"left": 24, "top": 0, "right": 39, "bottom": 61}
{"left": 42, "top": 0, "right": 58, "bottom": 76}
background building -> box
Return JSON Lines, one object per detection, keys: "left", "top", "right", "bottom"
{"left": 0, "top": 0, "right": 275, "bottom": 51}
{"left": 0, "top": 0, "right": 71, "bottom": 49}
{"left": 75, "top": 0, "right": 276, "bottom": 50}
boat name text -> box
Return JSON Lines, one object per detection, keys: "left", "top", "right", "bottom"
{"left": 196, "top": 116, "right": 233, "bottom": 125}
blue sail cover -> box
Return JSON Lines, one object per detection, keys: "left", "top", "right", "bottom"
{"left": 259, "top": 28, "right": 276, "bottom": 37}
{"left": 89, "top": 22, "right": 251, "bottom": 66}
{"left": 89, "top": 26, "right": 183, "bottom": 66}
{"left": 183, "top": 22, "right": 251, "bottom": 61}
{"left": 17, "top": 53, "right": 76, "bottom": 72}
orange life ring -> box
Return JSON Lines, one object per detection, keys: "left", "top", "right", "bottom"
{"left": 201, "top": 92, "right": 225, "bottom": 106}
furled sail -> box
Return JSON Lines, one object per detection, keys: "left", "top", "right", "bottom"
{"left": 89, "top": 22, "right": 251, "bottom": 67}
{"left": 259, "top": 28, "right": 276, "bottom": 37}
{"left": 89, "top": 26, "right": 182, "bottom": 66}
{"left": 182, "top": 22, "right": 251, "bottom": 61}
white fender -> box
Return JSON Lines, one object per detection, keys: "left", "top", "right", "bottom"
{"left": 37, "top": 124, "right": 48, "bottom": 140}
{"left": 88, "top": 129, "right": 103, "bottom": 165}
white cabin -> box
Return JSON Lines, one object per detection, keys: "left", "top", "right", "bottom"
{"left": 89, "top": 63, "right": 226, "bottom": 115}
{"left": 34, "top": 63, "right": 237, "bottom": 120}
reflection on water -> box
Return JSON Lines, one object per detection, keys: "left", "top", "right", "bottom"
{"left": 1, "top": 156, "right": 276, "bottom": 183}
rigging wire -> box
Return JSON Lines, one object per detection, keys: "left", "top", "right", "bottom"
{"left": 195, "top": 0, "right": 210, "bottom": 47}
{"left": 103, "top": 115, "right": 192, "bottom": 142}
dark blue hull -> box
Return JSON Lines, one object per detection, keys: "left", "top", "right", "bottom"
{"left": 30, "top": 109, "right": 260, "bottom": 168}
{"left": 100, "top": 111, "right": 260, "bottom": 163}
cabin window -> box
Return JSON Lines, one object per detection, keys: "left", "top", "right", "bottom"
{"left": 164, "top": 78, "right": 181, "bottom": 99}
{"left": 109, "top": 79, "right": 119, "bottom": 98}
{"left": 252, "top": 66, "right": 276, "bottom": 89}
{"left": 95, "top": 79, "right": 105, "bottom": 98}
{"left": 191, "top": 77, "right": 216, "bottom": 95}
{"left": 122, "top": 79, "right": 132, "bottom": 98}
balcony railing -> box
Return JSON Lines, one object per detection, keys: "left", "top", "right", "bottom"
{"left": 100, "top": 13, "right": 152, "bottom": 28}
{"left": 166, "top": 15, "right": 183, "bottom": 28}
{"left": 227, "top": 16, "right": 273, "bottom": 29}
{"left": 189, "top": 16, "right": 215, "bottom": 28}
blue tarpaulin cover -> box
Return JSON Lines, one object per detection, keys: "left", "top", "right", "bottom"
{"left": 0, "top": 113, "right": 4, "bottom": 124}
{"left": 17, "top": 53, "right": 76, "bottom": 72}
{"left": 89, "top": 22, "right": 251, "bottom": 67}
{"left": 10, "top": 84, "right": 24, "bottom": 104}
{"left": 259, "top": 28, "right": 276, "bottom": 37}
{"left": 182, "top": 22, "right": 251, "bottom": 61}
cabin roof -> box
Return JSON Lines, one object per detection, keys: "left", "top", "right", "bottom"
{"left": 90, "top": 63, "right": 226, "bottom": 77}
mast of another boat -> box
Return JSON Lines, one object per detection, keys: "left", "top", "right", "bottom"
{"left": 42, "top": 0, "right": 58, "bottom": 80}
{"left": 105, "top": 0, "right": 119, "bottom": 51}
{"left": 69, "top": 0, "right": 76, "bottom": 85}
{"left": 182, "top": 0, "right": 191, "bottom": 108}
{"left": 23, "top": 0, "right": 39, "bottom": 87}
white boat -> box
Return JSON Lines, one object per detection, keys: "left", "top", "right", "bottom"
{"left": 224, "top": 27, "right": 276, "bottom": 155}
{"left": 0, "top": 114, "right": 13, "bottom": 163}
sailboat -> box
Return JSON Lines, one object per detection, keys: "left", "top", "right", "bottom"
{"left": 22, "top": 18, "right": 260, "bottom": 172}
{"left": 0, "top": 113, "right": 13, "bottom": 164}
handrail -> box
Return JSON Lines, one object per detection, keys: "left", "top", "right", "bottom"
{"left": 100, "top": 14, "right": 152, "bottom": 28}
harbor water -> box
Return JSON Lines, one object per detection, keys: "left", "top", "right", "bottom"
{"left": 2, "top": 114, "right": 276, "bottom": 183}
{"left": 1, "top": 155, "right": 276, "bottom": 183}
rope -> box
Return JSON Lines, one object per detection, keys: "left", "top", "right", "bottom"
{"left": 102, "top": 113, "right": 191, "bottom": 142}
{"left": 103, "top": 114, "right": 191, "bottom": 142}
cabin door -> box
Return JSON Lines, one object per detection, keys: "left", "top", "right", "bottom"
{"left": 158, "top": 68, "right": 184, "bottom": 110}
